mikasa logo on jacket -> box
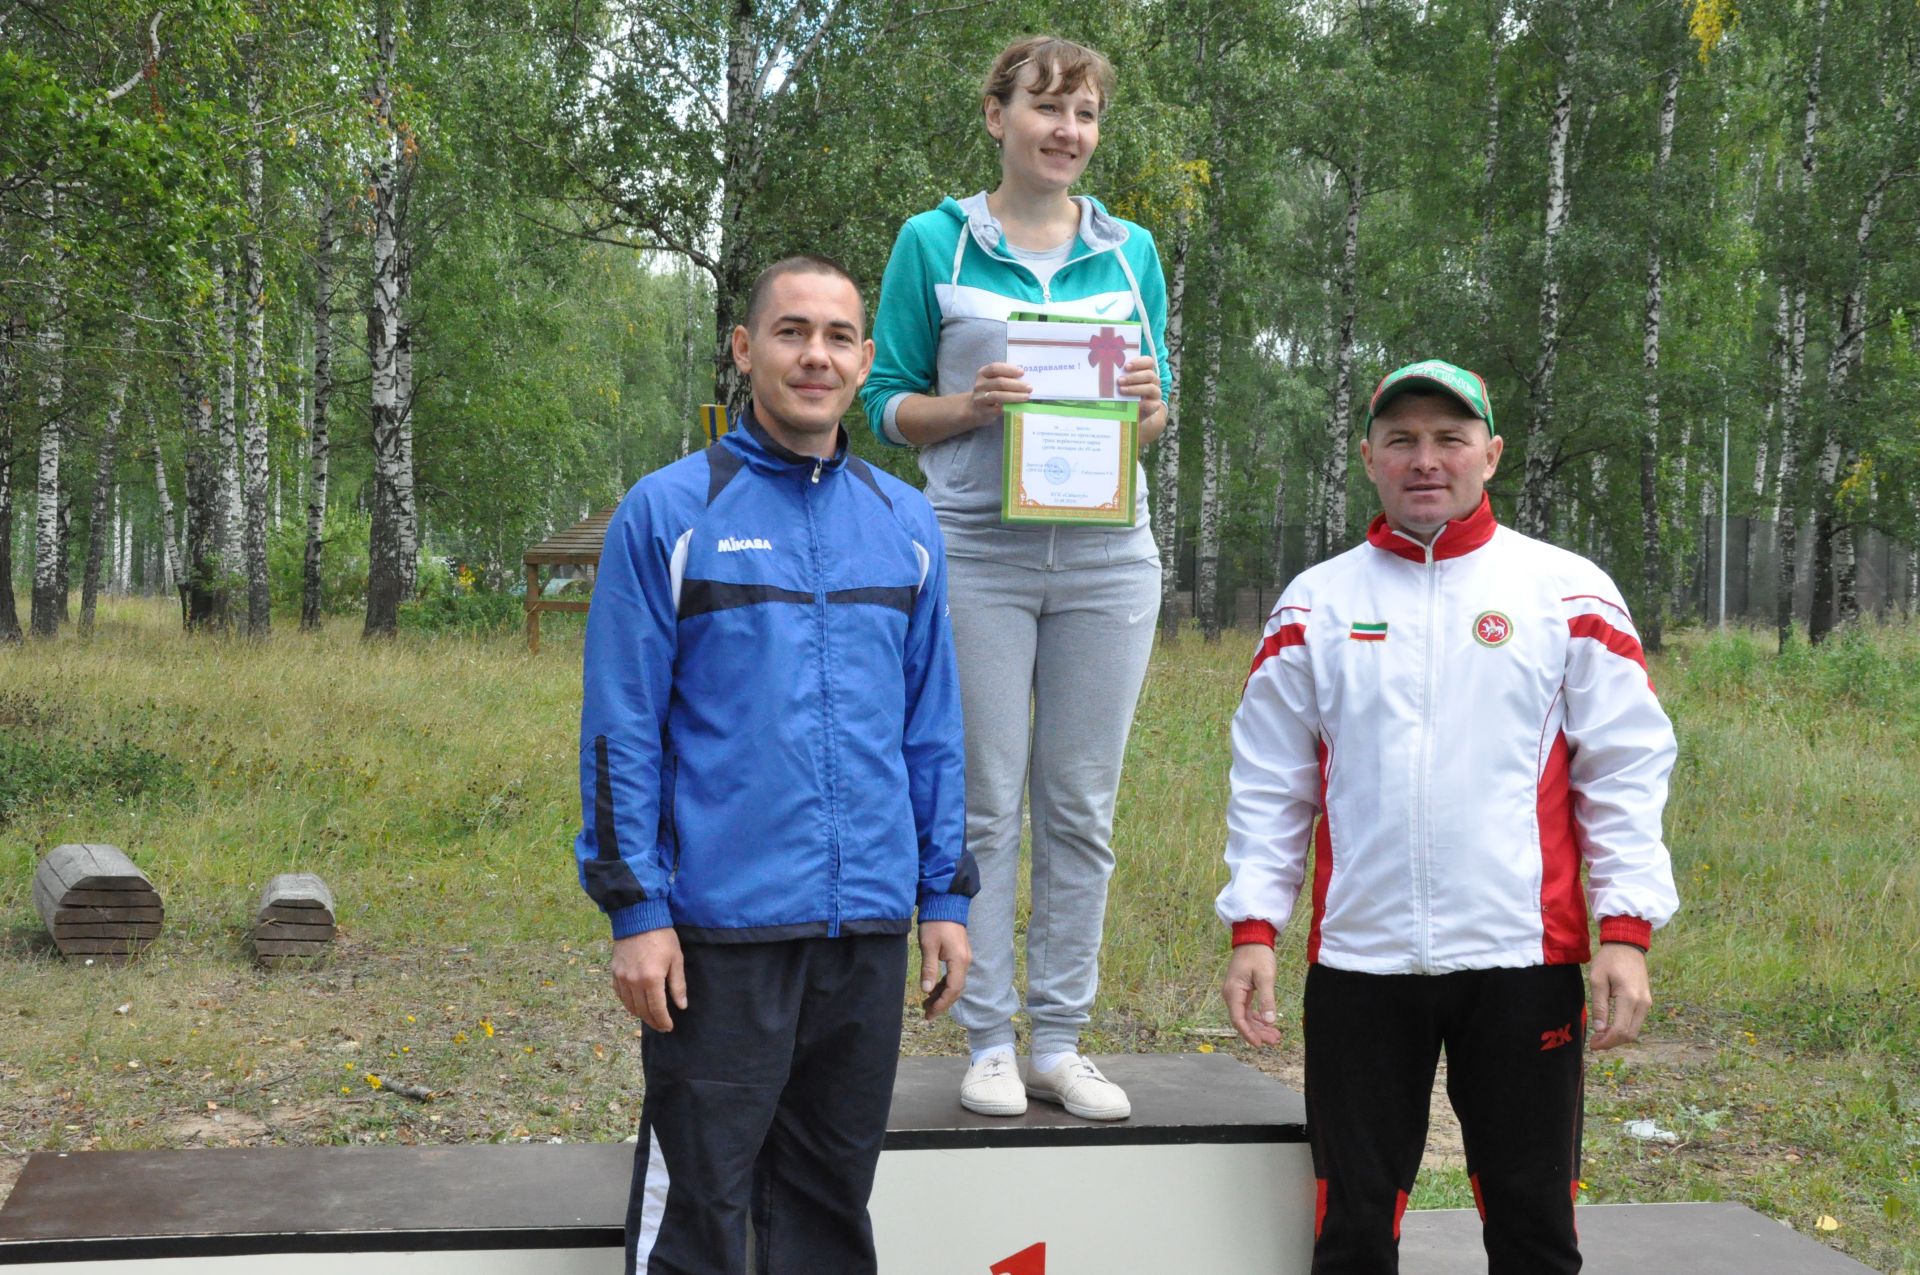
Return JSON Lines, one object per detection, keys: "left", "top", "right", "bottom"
{"left": 717, "top": 536, "right": 772, "bottom": 552}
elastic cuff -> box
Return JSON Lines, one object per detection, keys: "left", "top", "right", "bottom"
{"left": 917, "top": 892, "right": 972, "bottom": 926}
{"left": 879, "top": 394, "right": 912, "bottom": 447}
{"left": 1232, "top": 919, "right": 1278, "bottom": 948}
{"left": 1597, "top": 915, "right": 1652, "bottom": 951}
{"left": 967, "top": 1022, "right": 1017, "bottom": 1054}
{"left": 1030, "top": 1027, "right": 1081, "bottom": 1058}
{"left": 609, "top": 898, "right": 675, "bottom": 940}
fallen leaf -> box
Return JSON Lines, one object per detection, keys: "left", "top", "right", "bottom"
{"left": 1816, "top": 1215, "right": 1840, "bottom": 1232}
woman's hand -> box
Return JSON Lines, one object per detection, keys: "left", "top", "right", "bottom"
{"left": 969, "top": 361, "right": 1033, "bottom": 429}
{"left": 1120, "top": 356, "right": 1168, "bottom": 444}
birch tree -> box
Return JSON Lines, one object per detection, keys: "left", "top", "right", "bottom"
{"left": 240, "top": 80, "right": 272, "bottom": 636}
{"left": 364, "top": 0, "right": 410, "bottom": 637}
{"left": 1773, "top": 0, "right": 1826, "bottom": 651}
{"left": 1518, "top": 4, "right": 1578, "bottom": 537}
{"left": 145, "top": 404, "right": 182, "bottom": 599}
{"left": 1637, "top": 61, "right": 1681, "bottom": 652}
{"left": 303, "top": 195, "right": 337, "bottom": 631}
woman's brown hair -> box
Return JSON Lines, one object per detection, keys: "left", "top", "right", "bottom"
{"left": 982, "top": 35, "right": 1116, "bottom": 113}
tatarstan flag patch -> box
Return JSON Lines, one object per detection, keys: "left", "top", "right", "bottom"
{"left": 1349, "top": 621, "right": 1388, "bottom": 642}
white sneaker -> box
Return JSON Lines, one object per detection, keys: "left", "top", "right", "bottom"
{"left": 959, "top": 1052, "right": 1027, "bottom": 1116}
{"left": 1025, "top": 1055, "right": 1131, "bottom": 1121}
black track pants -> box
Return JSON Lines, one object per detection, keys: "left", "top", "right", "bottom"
{"left": 624, "top": 933, "right": 909, "bottom": 1275}
{"left": 1303, "top": 963, "right": 1586, "bottom": 1275}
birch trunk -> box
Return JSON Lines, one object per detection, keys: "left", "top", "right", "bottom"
{"left": 1318, "top": 162, "right": 1362, "bottom": 565}
{"left": 30, "top": 228, "right": 64, "bottom": 638}
{"left": 1194, "top": 169, "right": 1228, "bottom": 644}
{"left": 146, "top": 404, "right": 181, "bottom": 596}
{"left": 55, "top": 490, "right": 72, "bottom": 622}
{"left": 1637, "top": 64, "right": 1680, "bottom": 652}
{"left": 1476, "top": 5, "right": 1504, "bottom": 309}
{"left": 0, "top": 314, "right": 24, "bottom": 642}
{"left": 180, "top": 339, "right": 224, "bottom": 628}
{"left": 304, "top": 196, "right": 336, "bottom": 631}
{"left": 1520, "top": 24, "right": 1576, "bottom": 536}
{"left": 1814, "top": 43, "right": 1913, "bottom": 638}
{"left": 1775, "top": 0, "right": 1827, "bottom": 650}
{"left": 213, "top": 257, "right": 242, "bottom": 585}
{"left": 713, "top": 0, "right": 762, "bottom": 415}
{"left": 394, "top": 234, "right": 418, "bottom": 600}
{"left": 365, "top": 2, "right": 408, "bottom": 637}
{"left": 1153, "top": 207, "right": 1189, "bottom": 640}
{"left": 241, "top": 95, "right": 272, "bottom": 636}
{"left": 81, "top": 350, "right": 133, "bottom": 636}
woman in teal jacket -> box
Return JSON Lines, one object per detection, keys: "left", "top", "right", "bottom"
{"left": 861, "top": 34, "right": 1171, "bottom": 1123}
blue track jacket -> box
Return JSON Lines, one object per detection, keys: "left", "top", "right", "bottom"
{"left": 575, "top": 409, "right": 976, "bottom": 942}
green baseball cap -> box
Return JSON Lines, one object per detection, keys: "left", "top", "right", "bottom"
{"left": 1365, "top": 359, "right": 1496, "bottom": 435}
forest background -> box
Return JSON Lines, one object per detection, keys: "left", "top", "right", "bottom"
{"left": 4, "top": 0, "right": 1919, "bottom": 648}
{"left": 6, "top": 2, "right": 1920, "bottom": 1269}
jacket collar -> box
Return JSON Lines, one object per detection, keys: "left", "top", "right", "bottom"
{"left": 1365, "top": 494, "right": 1498, "bottom": 563}
{"left": 947, "top": 191, "right": 1130, "bottom": 259}
{"left": 728, "top": 402, "right": 850, "bottom": 476}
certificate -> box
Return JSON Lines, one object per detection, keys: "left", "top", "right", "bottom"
{"left": 1005, "top": 319, "right": 1143, "bottom": 401}
{"left": 1001, "top": 401, "right": 1139, "bottom": 527}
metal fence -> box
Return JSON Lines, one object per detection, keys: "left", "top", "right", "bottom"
{"left": 1166, "top": 517, "right": 1919, "bottom": 633}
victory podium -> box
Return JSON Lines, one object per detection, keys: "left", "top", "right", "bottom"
{"left": 0, "top": 1054, "right": 1875, "bottom": 1273}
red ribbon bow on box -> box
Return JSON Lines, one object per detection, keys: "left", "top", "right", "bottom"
{"left": 1086, "top": 327, "right": 1128, "bottom": 397}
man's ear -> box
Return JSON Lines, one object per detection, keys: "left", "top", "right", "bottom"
{"left": 1359, "top": 437, "right": 1375, "bottom": 483}
{"left": 731, "top": 324, "right": 752, "bottom": 375}
{"left": 1483, "top": 432, "right": 1505, "bottom": 479}
{"left": 853, "top": 337, "right": 876, "bottom": 389}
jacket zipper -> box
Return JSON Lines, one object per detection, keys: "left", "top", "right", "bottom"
{"left": 1415, "top": 539, "right": 1440, "bottom": 972}
{"left": 802, "top": 471, "right": 842, "bottom": 935}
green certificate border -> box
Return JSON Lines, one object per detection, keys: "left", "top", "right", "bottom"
{"left": 1000, "top": 400, "right": 1139, "bottom": 527}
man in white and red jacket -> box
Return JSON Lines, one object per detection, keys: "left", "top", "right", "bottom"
{"left": 1218, "top": 359, "right": 1679, "bottom": 1274}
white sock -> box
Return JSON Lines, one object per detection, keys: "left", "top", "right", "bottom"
{"left": 970, "top": 1044, "right": 1015, "bottom": 1067}
{"left": 1032, "top": 1050, "right": 1078, "bottom": 1075}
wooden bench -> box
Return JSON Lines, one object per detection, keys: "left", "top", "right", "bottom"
{"left": 30, "top": 844, "right": 163, "bottom": 964}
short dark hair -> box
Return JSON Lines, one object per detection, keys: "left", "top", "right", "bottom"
{"left": 1369, "top": 387, "right": 1487, "bottom": 432}
{"left": 743, "top": 255, "right": 865, "bottom": 335}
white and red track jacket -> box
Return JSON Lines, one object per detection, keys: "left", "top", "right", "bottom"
{"left": 1217, "top": 496, "right": 1679, "bottom": 973}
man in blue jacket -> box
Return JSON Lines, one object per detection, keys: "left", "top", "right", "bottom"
{"left": 575, "top": 255, "right": 976, "bottom": 1275}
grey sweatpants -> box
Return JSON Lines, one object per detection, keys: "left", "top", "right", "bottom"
{"left": 945, "top": 552, "right": 1160, "bottom": 1057}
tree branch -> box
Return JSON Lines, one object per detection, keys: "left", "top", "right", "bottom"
{"left": 102, "top": 11, "right": 162, "bottom": 103}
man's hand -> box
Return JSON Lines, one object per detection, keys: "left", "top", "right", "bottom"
{"left": 1588, "top": 942, "right": 1652, "bottom": 1051}
{"left": 1223, "top": 944, "right": 1282, "bottom": 1047}
{"left": 917, "top": 921, "right": 970, "bottom": 1020}
{"left": 611, "top": 929, "right": 687, "bottom": 1032}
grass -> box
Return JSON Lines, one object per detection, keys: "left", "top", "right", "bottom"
{"left": 1, "top": 598, "right": 1917, "bottom": 1270}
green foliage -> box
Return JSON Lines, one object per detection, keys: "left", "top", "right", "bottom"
{"left": 398, "top": 561, "right": 522, "bottom": 636}
{"left": 268, "top": 508, "right": 370, "bottom": 615}
{"left": 0, "top": 729, "right": 186, "bottom": 826}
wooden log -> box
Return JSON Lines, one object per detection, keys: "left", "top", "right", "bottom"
{"left": 34, "top": 877, "right": 162, "bottom": 928}
{"left": 51, "top": 906, "right": 165, "bottom": 925}
{"left": 256, "top": 873, "right": 335, "bottom": 922}
{"left": 51, "top": 923, "right": 163, "bottom": 940}
{"left": 253, "top": 921, "right": 337, "bottom": 942}
{"left": 35, "top": 844, "right": 156, "bottom": 895}
{"left": 33, "top": 845, "right": 163, "bottom": 961}
{"left": 38, "top": 886, "right": 162, "bottom": 909}
{"left": 258, "top": 904, "right": 332, "bottom": 924}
